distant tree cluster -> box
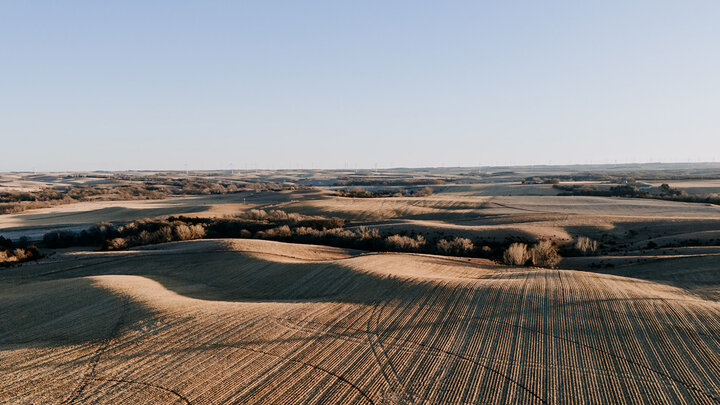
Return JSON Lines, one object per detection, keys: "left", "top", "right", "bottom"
{"left": 521, "top": 177, "right": 560, "bottom": 185}
{"left": 0, "top": 177, "right": 302, "bottom": 214}
{"left": 335, "top": 178, "right": 446, "bottom": 187}
{"left": 336, "top": 187, "right": 434, "bottom": 198}
{"left": 553, "top": 182, "right": 720, "bottom": 205}
{"left": 28, "top": 208, "right": 602, "bottom": 269}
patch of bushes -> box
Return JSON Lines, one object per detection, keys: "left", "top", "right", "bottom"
{"left": 502, "top": 241, "right": 561, "bottom": 268}
{"left": 413, "top": 187, "right": 435, "bottom": 197}
{"left": 0, "top": 236, "right": 41, "bottom": 266}
{"left": 522, "top": 177, "right": 560, "bottom": 185}
{"left": 38, "top": 210, "right": 347, "bottom": 251}
{"left": 529, "top": 241, "right": 561, "bottom": 268}
{"left": 436, "top": 237, "right": 474, "bottom": 255}
{"left": 43, "top": 223, "right": 117, "bottom": 248}
{"left": 503, "top": 243, "right": 529, "bottom": 265}
{"left": 336, "top": 188, "right": 399, "bottom": 198}
{"left": 101, "top": 220, "right": 207, "bottom": 250}
{"left": 386, "top": 234, "right": 427, "bottom": 251}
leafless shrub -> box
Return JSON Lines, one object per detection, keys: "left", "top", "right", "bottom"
{"left": 173, "top": 224, "right": 194, "bottom": 241}
{"left": 357, "top": 226, "right": 380, "bottom": 240}
{"left": 437, "top": 237, "right": 474, "bottom": 255}
{"left": 575, "top": 236, "right": 598, "bottom": 256}
{"left": 246, "top": 209, "right": 268, "bottom": 220}
{"left": 190, "top": 224, "right": 206, "bottom": 239}
{"left": 294, "top": 227, "right": 323, "bottom": 237}
{"left": 137, "top": 230, "right": 152, "bottom": 245}
{"left": 385, "top": 234, "right": 426, "bottom": 251}
{"left": 257, "top": 225, "right": 292, "bottom": 238}
{"left": 173, "top": 223, "right": 206, "bottom": 241}
{"left": 104, "top": 237, "right": 128, "bottom": 250}
{"left": 13, "top": 248, "right": 28, "bottom": 260}
{"left": 1, "top": 244, "right": 41, "bottom": 264}
{"left": 530, "top": 240, "right": 561, "bottom": 268}
{"left": 503, "top": 243, "right": 529, "bottom": 265}
{"left": 152, "top": 226, "right": 173, "bottom": 244}
{"left": 324, "top": 228, "right": 356, "bottom": 239}
{"left": 286, "top": 212, "right": 304, "bottom": 222}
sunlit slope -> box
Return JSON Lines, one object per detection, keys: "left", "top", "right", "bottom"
{"left": 2, "top": 239, "right": 720, "bottom": 404}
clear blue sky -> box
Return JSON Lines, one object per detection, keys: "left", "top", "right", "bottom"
{"left": 1, "top": 1, "right": 718, "bottom": 171}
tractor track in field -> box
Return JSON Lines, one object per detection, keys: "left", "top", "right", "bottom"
{"left": 274, "top": 312, "right": 548, "bottom": 404}
{"left": 5, "top": 237, "right": 720, "bottom": 404}
{"left": 145, "top": 339, "right": 376, "bottom": 405}
{"left": 366, "top": 298, "right": 408, "bottom": 402}
{"left": 62, "top": 298, "right": 129, "bottom": 404}
{"left": 235, "top": 345, "right": 375, "bottom": 405}
{"left": 276, "top": 281, "right": 720, "bottom": 404}
{"left": 80, "top": 376, "right": 191, "bottom": 405}
{"left": 3, "top": 375, "right": 192, "bottom": 405}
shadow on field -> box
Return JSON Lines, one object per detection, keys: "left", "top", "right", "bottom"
{"left": 0, "top": 248, "right": 426, "bottom": 349}
{"left": 601, "top": 254, "right": 720, "bottom": 284}
{"left": 1, "top": 248, "right": 412, "bottom": 303}
{"left": 0, "top": 277, "right": 149, "bottom": 348}
{"left": 564, "top": 218, "right": 720, "bottom": 246}
{"left": 7, "top": 206, "right": 206, "bottom": 228}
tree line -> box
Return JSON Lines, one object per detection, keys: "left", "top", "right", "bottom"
{"left": 32, "top": 209, "right": 610, "bottom": 269}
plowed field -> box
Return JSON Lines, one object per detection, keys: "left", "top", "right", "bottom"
{"left": 2, "top": 239, "right": 720, "bottom": 404}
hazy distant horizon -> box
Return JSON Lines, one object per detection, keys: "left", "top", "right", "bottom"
{"left": 2, "top": 1, "right": 718, "bottom": 171}
{"left": 5, "top": 161, "right": 720, "bottom": 174}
